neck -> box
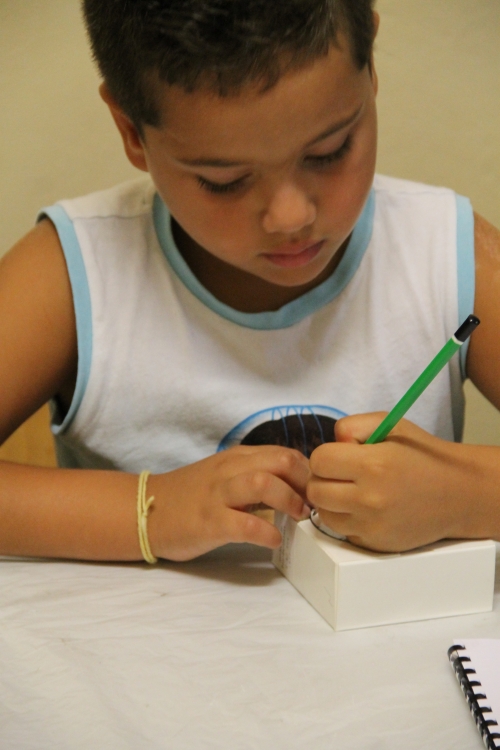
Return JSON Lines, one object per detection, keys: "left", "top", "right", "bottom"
{"left": 171, "top": 221, "right": 349, "bottom": 314}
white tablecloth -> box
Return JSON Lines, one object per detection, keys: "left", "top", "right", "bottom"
{"left": 1, "top": 544, "right": 499, "bottom": 749}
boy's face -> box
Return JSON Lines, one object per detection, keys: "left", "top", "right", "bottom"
{"left": 109, "top": 37, "right": 377, "bottom": 308}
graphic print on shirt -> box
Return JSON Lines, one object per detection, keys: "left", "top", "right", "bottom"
{"left": 217, "top": 405, "right": 347, "bottom": 458}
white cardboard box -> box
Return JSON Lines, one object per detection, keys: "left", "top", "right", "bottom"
{"left": 272, "top": 512, "right": 496, "bottom": 631}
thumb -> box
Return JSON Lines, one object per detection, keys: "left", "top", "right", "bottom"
{"left": 334, "top": 412, "right": 389, "bottom": 444}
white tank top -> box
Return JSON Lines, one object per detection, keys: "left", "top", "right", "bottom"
{"left": 39, "top": 174, "right": 474, "bottom": 472}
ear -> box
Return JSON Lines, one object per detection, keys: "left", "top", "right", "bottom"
{"left": 99, "top": 83, "right": 149, "bottom": 172}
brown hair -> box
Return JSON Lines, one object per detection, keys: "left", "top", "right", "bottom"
{"left": 82, "top": 0, "right": 376, "bottom": 131}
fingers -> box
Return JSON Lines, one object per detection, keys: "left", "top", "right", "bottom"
{"left": 334, "top": 412, "right": 429, "bottom": 448}
{"left": 228, "top": 470, "right": 309, "bottom": 521}
{"left": 220, "top": 450, "right": 313, "bottom": 549}
{"left": 310, "top": 441, "right": 377, "bottom": 481}
{"left": 227, "top": 509, "right": 283, "bottom": 549}
{"left": 245, "top": 446, "right": 310, "bottom": 497}
{"left": 311, "top": 415, "right": 433, "bottom": 481}
{"left": 307, "top": 476, "right": 359, "bottom": 513}
{"left": 334, "top": 412, "right": 389, "bottom": 444}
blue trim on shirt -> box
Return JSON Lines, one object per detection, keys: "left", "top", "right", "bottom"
{"left": 37, "top": 205, "right": 92, "bottom": 434}
{"left": 153, "top": 190, "right": 375, "bottom": 330}
{"left": 455, "top": 195, "right": 475, "bottom": 379}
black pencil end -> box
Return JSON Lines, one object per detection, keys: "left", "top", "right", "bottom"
{"left": 454, "top": 315, "right": 480, "bottom": 343}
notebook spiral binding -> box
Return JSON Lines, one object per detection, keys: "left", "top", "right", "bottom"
{"left": 448, "top": 645, "right": 500, "bottom": 750}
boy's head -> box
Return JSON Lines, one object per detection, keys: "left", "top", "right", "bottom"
{"left": 82, "top": 1, "right": 379, "bottom": 310}
{"left": 82, "top": 0, "right": 376, "bottom": 135}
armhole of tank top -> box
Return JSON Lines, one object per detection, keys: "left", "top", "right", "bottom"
{"left": 37, "top": 205, "right": 93, "bottom": 434}
{"left": 456, "top": 194, "right": 475, "bottom": 381}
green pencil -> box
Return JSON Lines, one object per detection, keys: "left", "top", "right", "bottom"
{"left": 365, "top": 314, "right": 480, "bottom": 445}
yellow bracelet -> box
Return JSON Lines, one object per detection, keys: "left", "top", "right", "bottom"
{"left": 137, "top": 470, "right": 158, "bottom": 564}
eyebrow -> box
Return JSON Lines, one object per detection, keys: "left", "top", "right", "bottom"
{"left": 176, "top": 105, "right": 362, "bottom": 168}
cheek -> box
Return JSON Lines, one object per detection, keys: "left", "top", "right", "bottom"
{"left": 172, "top": 189, "right": 257, "bottom": 256}
{"left": 318, "top": 174, "right": 369, "bottom": 236}
{"left": 147, "top": 157, "right": 260, "bottom": 260}
{"left": 320, "top": 133, "right": 376, "bottom": 229}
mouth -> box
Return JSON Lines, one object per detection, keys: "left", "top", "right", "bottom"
{"left": 262, "top": 240, "right": 325, "bottom": 269}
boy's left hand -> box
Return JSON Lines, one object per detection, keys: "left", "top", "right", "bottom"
{"left": 307, "top": 413, "right": 478, "bottom": 552}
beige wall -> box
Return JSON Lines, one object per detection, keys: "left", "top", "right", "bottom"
{"left": 375, "top": 0, "right": 500, "bottom": 445}
{"left": 1, "top": 0, "right": 499, "bottom": 444}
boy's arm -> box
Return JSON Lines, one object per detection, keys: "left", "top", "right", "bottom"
{"left": 1, "top": 447, "right": 310, "bottom": 561}
{"left": 0, "top": 220, "right": 141, "bottom": 560}
{"left": 465, "top": 213, "right": 500, "bottom": 409}
{"left": 307, "top": 212, "right": 500, "bottom": 552}
{"left": 0, "top": 225, "right": 309, "bottom": 560}
{"left": 0, "top": 220, "right": 78, "bottom": 444}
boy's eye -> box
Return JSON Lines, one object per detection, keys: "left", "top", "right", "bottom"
{"left": 195, "top": 134, "right": 353, "bottom": 194}
{"left": 304, "top": 135, "right": 353, "bottom": 169}
{"left": 196, "top": 175, "right": 247, "bottom": 195}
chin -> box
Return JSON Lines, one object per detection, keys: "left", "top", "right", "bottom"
{"left": 266, "top": 261, "right": 333, "bottom": 289}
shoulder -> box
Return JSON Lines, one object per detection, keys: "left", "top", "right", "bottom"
{"left": 0, "top": 220, "right": 77, "bottom": 440}
{"left": 38, "top": 177, "right": 159, "bottom": 310}
{"left": 371, "top": 175, "right": 459, "bottom": 235}
{"left": 1, "top": 218, "right": 69, "bottom": 291}
{"left": 474, "top": 212, "right": 500, "bottom": 263}
{"left": 53, "top": 177, "right": 155, "bottom": 222}
{"left": 370, "top": 176, "right": 462, "bottom": 279}
{"left": 373, "top": 174, "right": 455, "bottom": 199}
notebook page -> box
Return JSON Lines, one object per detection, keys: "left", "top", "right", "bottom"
{"left": 455, "top": 639, "right": 500, "bottom": 731}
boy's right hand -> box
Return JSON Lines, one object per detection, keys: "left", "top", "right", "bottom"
{"left": 147, "top": 446, "right": 310, "bottom": 561}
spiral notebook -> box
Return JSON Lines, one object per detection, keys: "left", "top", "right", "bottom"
{"left": 448, "top": 640, "right": 500, "bottom": 749}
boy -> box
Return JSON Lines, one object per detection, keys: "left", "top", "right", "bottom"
{"left": 0, "top": 0, "right": 499, "bottom": 562}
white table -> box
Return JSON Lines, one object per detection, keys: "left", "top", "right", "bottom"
{"left": 1, "top": 544, "right": 499, "bottom": 749}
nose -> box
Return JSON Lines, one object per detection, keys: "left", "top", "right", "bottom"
{"left": 262, "top": 182, "right": 316, "bottom": 235}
